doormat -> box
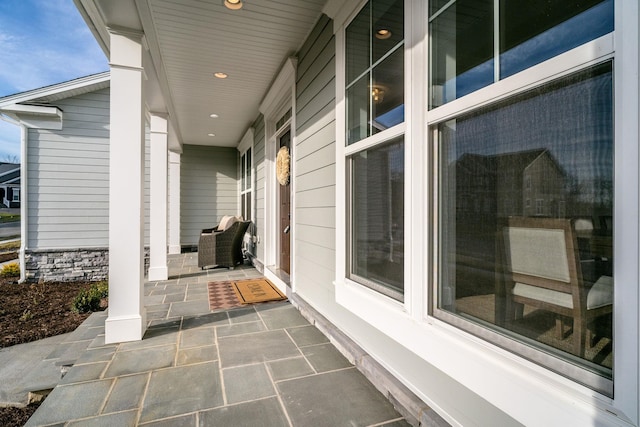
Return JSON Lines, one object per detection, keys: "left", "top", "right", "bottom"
{"left": 232, "top": 278, "right": 287, "bottom": 304}
{"left": 207, "top": 280, "right": 244, "bottom": 311}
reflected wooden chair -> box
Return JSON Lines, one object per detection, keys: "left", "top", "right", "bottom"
{"left": 501, "top": 217, "right": 612, "bottom": 357}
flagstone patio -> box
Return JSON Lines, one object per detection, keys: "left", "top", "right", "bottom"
{"left": 24, "top": 254, "right": 413, "bottom": 426}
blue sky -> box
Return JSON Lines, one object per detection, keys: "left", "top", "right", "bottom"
{"left": 0, "top": 0, "right": 108, "bottom": 162}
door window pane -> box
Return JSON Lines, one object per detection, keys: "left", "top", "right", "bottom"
{"left": 436, "top": 63, "right": 613, "bottom": 381}
{"left": 351, "top": 136, "right": 405, "bottom": 300}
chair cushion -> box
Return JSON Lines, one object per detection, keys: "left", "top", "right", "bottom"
{"left": 218, "top": 215, "right": 237, "bottom": 231}
{"left": 513, "top": 283, "right": 573, "bottom": 308}
{"left": 586, "top": 275, "right": 613, "bottom": 309}
{"left": 513, "top": 275, "right": 612, "bottom": 310}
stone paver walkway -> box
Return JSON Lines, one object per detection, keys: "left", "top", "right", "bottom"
{"left": 24, "top": 254, "right": 411, "bottom": 426}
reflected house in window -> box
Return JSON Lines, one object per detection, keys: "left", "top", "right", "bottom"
{"left": 0, "top": 162, "right": 20, "bottom": 208}
{"left": 454, "top": 149, "right": 566, "bottom": 220}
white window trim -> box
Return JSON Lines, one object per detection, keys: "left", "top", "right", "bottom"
{"left": 337, "top": 0, "right": 418, "bottom": 312}
{"left": 259, "top": 57, "right": 297, "bottom": 293}
{"left": 335, "top": 0, "right": 639, "bottom": 425}
{"left": 238, "top": 128, "right": 254, "bottom": 222}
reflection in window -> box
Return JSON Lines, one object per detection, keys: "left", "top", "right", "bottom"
{"left": 346, "top": 0, "right": 404, "bottom": 145}
{"left": 429, "top": 0, "right": 613, "bottom": 108}
{"left": 436, "top": 63, "right": 613, "bottom": 382}
{"left": 351, "top": 137, "right": 404, "bottom": 300}
{"left": 240, "top": 148, "right": 252, "bottom": 222}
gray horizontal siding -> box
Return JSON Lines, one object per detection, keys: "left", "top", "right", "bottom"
{"left": 294, "top": 14, "right": 337, "bottom": 291}
{"left": 181, "top": 144, "right": 239, "bottom": 246}
{"left": 27, "top": 87, "right": 110, "bottom": 249}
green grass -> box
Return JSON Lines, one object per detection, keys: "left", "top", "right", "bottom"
{"left": 0, "top": 213, "right": 20, "bottom": 223}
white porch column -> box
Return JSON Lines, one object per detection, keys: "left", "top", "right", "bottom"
{"left": 106, "top": 28, "right": 147, "bottom": 343}
{"left": 168, "top": 151, "right": 181, "bottom": 254}
{"left": 148, "top": 113, "right": 169, "bottom": 280}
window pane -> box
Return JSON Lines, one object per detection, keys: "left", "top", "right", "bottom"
{"left": 372, "top": 0, "right": 403, "bottom": 65}
{"left": 246, "top": 148, "right": 252, "bottom": 190}
{"left": 372, "top": 47, "right": 405, "bottom": 132}
{"left": 351, "top": 136, "right": 404, "bottom": 299}
{"left": 500, "top": 0, "right": 613, "bottom": 78}
{"left": 346, "top": 2, "right": 371, "bottom": 85}
{"left": 437, "top": 63, "right": 613, "bottom": 380}
{"left": 430, "top": 0, "right": 452, "bottom": 16}
{"left": 347, "top": 74, "right": 371, "bottom": 144}
{"left": 430, "top": 0, "right": 494, "bottom": 108}
{"left": 246, "top": 193, "right": 252, "bottom": 221}
{"left": 241, "top": 154, "right": 246, "bottom": 191}
{"left": 346, "top": 0, "right": 404, "bottom": 145}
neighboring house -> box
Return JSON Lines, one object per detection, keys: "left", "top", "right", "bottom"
{"left": 2, "top": 0, "right": 638, "bottom": 426}
{"left": 455, "top": 149, "right": 567, "bottom": 220}
{"left": 0, "top": 162, "right": 20, "bottom": 208}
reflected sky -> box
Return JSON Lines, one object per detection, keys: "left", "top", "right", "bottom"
{"left": 442, "top": 0, "right": 613, "bottom": 104}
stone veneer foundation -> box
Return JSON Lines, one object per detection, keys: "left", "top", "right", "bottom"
{"left": 24, "top": 249, "right": 109, "bottom": 283}
{"left": 24, "top": 248, "right": 151, "bottom": 283}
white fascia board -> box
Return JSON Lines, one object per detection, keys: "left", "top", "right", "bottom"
{"left": 323, "top": 0, "right": 363, "bottom": 32}
{"left": 73, "top": 0, "right": 110, "bottom": 56}
{"left": 0, "top": 72, "right": 110, "bottom": 108}
{"left": 259, "top": 57, "right": 298, "bottom": 117}
{"left": 237, "top": 127, "right": 254, "bottom": 153}
{"left": 0, "top": 104, "right": 63, "bottom": 130}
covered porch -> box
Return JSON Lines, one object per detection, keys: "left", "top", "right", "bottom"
{"left": 24, "top": 253, "right": 416, "bottom": 426}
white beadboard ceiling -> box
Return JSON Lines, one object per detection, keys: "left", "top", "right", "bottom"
{"left": 78, "top": 0, "right": 327, "bottom": 149}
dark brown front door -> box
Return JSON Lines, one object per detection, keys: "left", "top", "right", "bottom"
{"left": 279, "top": 130, "right": 291, "bottom": 274}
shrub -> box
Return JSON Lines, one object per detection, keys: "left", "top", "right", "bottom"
{"left": 71, "top": 281, "right": 109, "bottom": 313}
{"left": 0, "top": 262, "right": 20, "bottom": 278}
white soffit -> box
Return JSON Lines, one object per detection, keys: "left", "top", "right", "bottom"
{"left": 129, "top": 0, "right": 325, "bottom": 147}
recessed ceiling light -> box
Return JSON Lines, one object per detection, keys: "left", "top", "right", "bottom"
{"left": 208, "top": 133, "right": 216, "bottom": 137}
{"left": 209, "top": 113, "right": 219, "bottom": 118}
{"left": 224, "top": 0, "right": 243, "bottom": 10}
{"left": 375, "top": 29, "right": 392, "bottom": 39}
{"left": 214, "top": 72, "right": 228, "bottom": 79}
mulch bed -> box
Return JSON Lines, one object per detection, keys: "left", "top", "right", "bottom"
{"left": 0, "top": 252, "right": 18, "bottom": 263}
{"left": 0, "top": 402, "right": 42, "bottom": 427}
{"left": 0, "top": 276, "right": 103, "bottom": 425}
{"left": 0, "top": 277, "right": 96, "bottom": 348}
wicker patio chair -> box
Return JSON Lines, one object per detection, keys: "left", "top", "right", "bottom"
{"left": 198, "top": 220, "right": 251, "bottom": 269}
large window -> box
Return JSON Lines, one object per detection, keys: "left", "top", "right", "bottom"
{"left": 432, "top": 56, "right": 614, "bottom": 394}
{"left": 346, "top": 0, "right": 405, "bottom": 300}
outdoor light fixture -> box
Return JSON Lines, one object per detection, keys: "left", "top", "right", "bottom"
{"left": 371, "top": 87, "right": 385, "bottom": 103}
{"left": 375, "top": 29, "right": 392, "bottom": 39}
{"left": 209, "top": 113, "right": 219, "bottom": 118}
{"left": 224, "top": 0, "right": 243, "bottom": 10}
{"left": 214, "top": 72, "right": 228, "bottom": 79}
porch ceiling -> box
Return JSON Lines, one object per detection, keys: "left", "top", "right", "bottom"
{"left": 76, "top": 0, "right": 327, "bottom": 149}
